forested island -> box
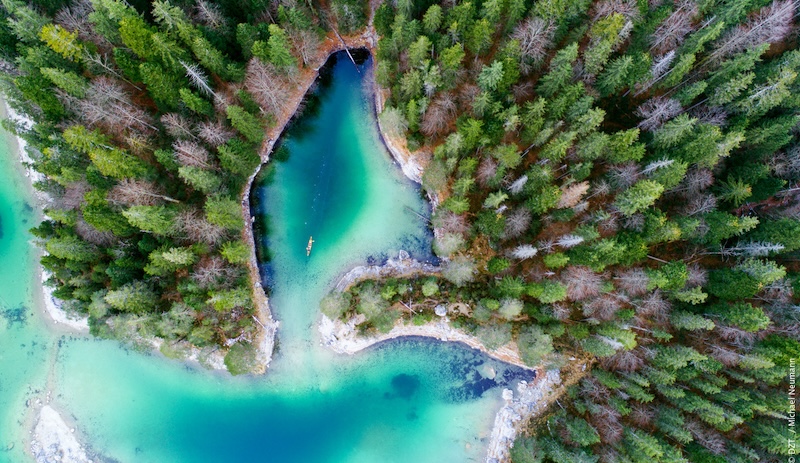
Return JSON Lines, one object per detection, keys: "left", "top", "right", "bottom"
{"left": 0, "top": 0, "right": 797, "bottom": 461}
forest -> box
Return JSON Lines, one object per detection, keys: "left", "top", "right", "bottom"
{"left": 324, "top": 0, "right": 798, "bottom": 461}
{"left": 0, "top": 0, "right": 344, "bottom": 371}
{"left": 0, "top": 0, "right": 797, "bottom": 460}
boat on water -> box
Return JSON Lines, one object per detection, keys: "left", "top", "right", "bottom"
{"left": 306, "top": 236, "right": 314, "bottom": 256}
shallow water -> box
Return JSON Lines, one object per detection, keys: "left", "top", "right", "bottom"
{"left": 0, "top": 52, "right": 531, "bottom": 463}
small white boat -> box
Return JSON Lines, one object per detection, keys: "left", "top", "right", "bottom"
{"left": 306, "top": 236, "right": 314, "bottom": 256}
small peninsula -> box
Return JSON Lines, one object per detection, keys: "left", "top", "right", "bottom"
{"left": 0, "top": 0, "right": 798, "bottom": 462}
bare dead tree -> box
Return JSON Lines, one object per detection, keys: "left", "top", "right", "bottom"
{"left": 636, "top": 96, "right": 682, "bottom": 131}
{"left": 289, "top": 28, "right": 323, "bottom": 67}
{"left": 615, "top": 268, "right": 650, "bottom": 296}
{"left": 434, "top": 210, "right": 470, "bottom": 235}
{"left": 583, "top": 294, "right": 623, "bottom": 320}
{"left": 77, "top": 77, "right": 155, "bottom": 133}
{"left": 173, "top": 140, "right": 214, "bottom": 169}
{"left": 592, "top": 0, "right": 640, "bottom": 21}
{"left": 714, "top": 0, "right": 796, "bottom": 59}
{"left": 421, "top": 93, "right": 457, "bottom": 137}
{"left": 192, "top": 256, "right": 241, "bottom": 289}
{"left": 682, "top": 193, "right": 717, "bottom": 216}
{"left": 179, "top": 209, "right": 227, "bottom": 245}
{"left": 581, "top": 377, "right": 611, "bottom": 401}
{"left": 628, "top": 404, "right": 655, "bottom": 427}
{"left": 75, "top": 216, "right": 116, "bottom": 246}
{"left": 511, "top": 17, "right": 556, "bottom": 72}
{"left": 511, "top": 81, "right": 535, "bottom": 102}
{"left": 769, "top": 145, "right": 800, "bottom": 180}
{"left": 510, "top": 244, "right": 538, "bottom": 259}
{"left": 245, "top": 58, "right": 297, "bottom": 117}
{"left": 457, "top": 84, "right": 481, "bottom": 109}
{"left": 715, "top": 324, "right": 757, "bottom": 345}
{"left": 557, "top": 181, "right": 590, "bottom": 209}
{"left": 649, "top": 50, "right": 675, "bottom": 81}
{"left": 686, "top": 263, "right": 708, "bottom": 287}
{"left": 108, "top": 179, "right": 178, "bottom": 206}
{"left": 760, "top": 279, "right": 794, "bottom": 305}
{"left": 193, "top": 0, "right": 226, "bottom": 29}
{"left": 508, "top": 175, "right": 528, "bottom": 195}
{"left": 600, "top": 349, "right": 644, "bottom": 372}
{"left": 55, "top": 0, "right": 98, "bottom": 43}
{"left": 686, "top": 420, "right": 728, "bottom": 455}
{"left": 589, "top": 404, "right": 624, "bottom": 443}
{"left": 59, "top": 181, "right": 91, "bottom": 210}
{"left": 549, "top": 303, "right": 572, "bottom": 321}
{"left": 477, "top": 156, "right": 499, "bottom": 187}
{"left": 556, "top": 234, "right": 585, "bottom": 248}
{"left": 565, "top": 266, "right": 604, "bottom": 301}
{"left": 650, "top": 1, "right": 698, "bottom": 55}
{"left": 690, "top": 105, "right": 728, "bottom": 127}
{"left": 197, "top": 120, "right": 234, "bottom": 147}
{"left": 708, "top": 344, "right": 741, "bottom": 367}
{"left": 638, "top": 291, "right": 671, "bottom": 318}
{"left": 161, "top": 113, "right": 197, "bottom": 139}
{"left": 608, "top": 162, "right": 641, "bottom": 189}
{"left": 622, "top": 213, "right": 646, "bottom": 231}
{"left": 181, "top": 61, "right": 216, "bottom": 98}
{"left": 677, "top": 167, "right": 714, "bottom": 196}
{"left": 503, "top": 208, "right": 532, "bottom": 239}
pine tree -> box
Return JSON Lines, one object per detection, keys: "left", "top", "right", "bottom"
{"left": 104, "top": 281, "right": 159, "bottom": 314}
{"left": 225, "top": 105, "right": 264, "bottom": 144}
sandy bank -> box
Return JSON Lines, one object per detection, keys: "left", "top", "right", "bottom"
{"left": 1, "top": 101, "right": 90, "bottom": 335}
{"left": 30, "top": 406, "right": 93, "bottom": 463}
{"left": 320, "top": 313, "right": 530, "bottom": 370}
{"left": 320, "top": 252, "right": 531, "bottom": 369}
{"left": 40, "top": 270, "right": 89, "bottom": 332}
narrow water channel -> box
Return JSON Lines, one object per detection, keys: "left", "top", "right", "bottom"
{"left": 0, "top": 52, "right": 530, "bottom": 463}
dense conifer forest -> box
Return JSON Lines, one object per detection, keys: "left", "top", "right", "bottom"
{"left": 0, "top": 0, "right": 797, "bottom": 460}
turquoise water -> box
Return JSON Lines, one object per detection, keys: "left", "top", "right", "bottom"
{"left": 0, "top": 52, "right": 530, "bottom": 463}
{"left": 0, "top": 118, "right": 52, "bottom": 462}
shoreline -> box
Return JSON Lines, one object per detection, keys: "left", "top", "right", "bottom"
{"left": 0, "top": 101, "right": 91, "bottom": 335}
{"left": 40, "top": 270, "right": 89, "bottom": 332}
{"left": 319, "top": 313, "right": 531, "bottom": 371}
{"left": 485, "top": 369, "right": 561, "bottom": 463}
{"left": 240, "top": 31, "right": 380, "bottom": 374}
{"left": 317, "top": 252, "right": 532, "bottom": 371}
{"left": 0, "top": 27, "right": 559, "bottom": 463}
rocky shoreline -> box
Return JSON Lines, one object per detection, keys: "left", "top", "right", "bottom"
{"left": 30, "top": 406, "right": 94, "bottom": 463}
{"left": 319, "top": 252, "right": 560, "bottom": 463}
{"left": 485, "top": 369, "right": 561, "bottom": 463}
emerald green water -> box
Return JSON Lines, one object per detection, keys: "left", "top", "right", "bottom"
{"left": 0, "top": 52, "right": 529, "bottom": 463}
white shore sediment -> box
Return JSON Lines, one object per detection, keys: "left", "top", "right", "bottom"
{"left": 30, "top": 406, "right": 92, "bottom": 463}
{"left": 2, "top": 101, "right": 91, "bottom": 335}
{"left": 319, "top": 249, "right": 562, "bottom": 463}
{"left": 320, "top": 251, "right": 531, "bottom": 369}
{"left": 320, "top": 312, "right": 530, "bottom": 370}
{"left": 41, "top": 270, "right": 89, "bottom": 332}
{"left": 485, "top": 369, "right": 561, "bottom": 463}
